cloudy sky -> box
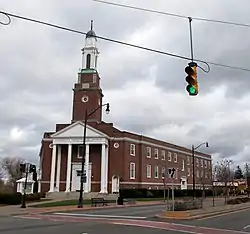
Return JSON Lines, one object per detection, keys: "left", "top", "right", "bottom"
{"left": 0, "top": 0, "right": 250, "bottom": 168}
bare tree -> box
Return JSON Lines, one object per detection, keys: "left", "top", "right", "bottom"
{"left": 214, "top": 159, "right": 234, "bottom": 183}
{"left": 214, "top": 159, "right": 234, "bottom": 203}
{"left": 1, "top": 156, "right": 25, "bottom": 186}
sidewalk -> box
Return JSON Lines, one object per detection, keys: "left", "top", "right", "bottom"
{"left": 0, "top": 200, "right": 164, "bottom": 217}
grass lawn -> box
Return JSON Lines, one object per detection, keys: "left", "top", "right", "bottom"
{"left": 29, "top": 199, "right": 116, "bottom": 208}
{"left": 29, "top": 197, "right": 164, "bottom": 208}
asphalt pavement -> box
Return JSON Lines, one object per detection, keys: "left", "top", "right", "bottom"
{"left": 177, "top": 206, "right": 250, "bottom": 232}
{"left": 0, "top": 216, "right": 180, "bottom": 234}
{"left": 52, "top": 203, "right": 167, "bottom": 219}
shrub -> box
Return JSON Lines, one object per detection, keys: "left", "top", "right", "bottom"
{"left": 0, "top": 192, "right": 22, "bottom": 205}
{"left": 227, "top": 196, "right": 250, "bottom": 205}
{"left": 26, "top": 193, "right": 41, "bottom": 202}
{"left": 0, "top": 192, "right": 41, "bottom": 205}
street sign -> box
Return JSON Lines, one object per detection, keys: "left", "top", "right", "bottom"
{"left": 81, "top": 174, "right": 87, "bottom": 183}
{"left": 168, "top": 168, "right": 176, "bottom": 178}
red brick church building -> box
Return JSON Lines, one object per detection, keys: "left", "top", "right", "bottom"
{"left": 39, "top": 22, "right": 212, "bottom": 195}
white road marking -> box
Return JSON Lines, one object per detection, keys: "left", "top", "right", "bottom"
{"left": 243, "top": 225, "right": 250, "bottom": 229}
{"left": 53, "top": 212, "right": 147, "bottom": 219}
{"left": 13, "top": 216, "right": 42, "bottom": 220}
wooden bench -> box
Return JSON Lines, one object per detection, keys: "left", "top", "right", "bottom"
{"left": 91, "top": 197, "right": 108, "bottom": 207}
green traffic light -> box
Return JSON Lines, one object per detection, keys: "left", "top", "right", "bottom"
{"left": 186, "top": 85, "right": 197, "bottom": 95}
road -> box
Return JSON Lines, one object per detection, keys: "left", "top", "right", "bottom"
{"left": 0, "top": 216, "right": 180, "bottom": 234}
{"left": 52, "top": 203, "right": 167, "bottom": 219}
{"left": 8, "top": 203, "right": 250, "bottom": 233}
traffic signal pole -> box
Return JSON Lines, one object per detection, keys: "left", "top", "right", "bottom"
{"left": 188, "top": 17, "right": 194, "bottom": 62}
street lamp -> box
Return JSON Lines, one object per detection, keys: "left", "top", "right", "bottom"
{"left": 77, "top": 103, "right": 110, "bottom": 208}
{"left": 192, "top": 142, "right": 209, "bottom": 199}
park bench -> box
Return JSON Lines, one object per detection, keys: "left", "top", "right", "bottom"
{"left": 91, "top": 197, "right": 108, "bottom": 207}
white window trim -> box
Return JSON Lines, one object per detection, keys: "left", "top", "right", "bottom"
{"left": 168, "top": 152, "right": 172, "bottom": 161}
{"left": 161, "top": 167, "right": 166, "bottom": 178}
{"left": 77, "top": 145, "right": 83, "bottom": 158}
{"left": 200, "top": 159, "right": 203, "bottom": 167}
{"left": 146, "top": 147, "right": 151, "bottom": 158}
{"left": 187, "top": 168, "right": 190, "bottom": 176}
{"left": 181, "top": 159, "right": 185, "bottom": 171}
{"left": 130, "top": 162, "right": 135, "bottom": 179}
{"left": 161, "top": 150, "right": 165, "bottom": 160}
{"left": 154, "top": 166, "right": 159, "bottom": 178}
{"left": 154, "top": 149, "right": 159, "bottom": 159}
{"left": 146, "top": 165, "right": 151, "bottom": 178}
{"left": 187, "top": 156, "right": 190, "bottom": 165}
{"left": 130, "top": 144, "right": 135, "bottom": 156}
{"left": 196, "top": 158, "right": 199, "bottom": 167}
{"left": 174, "top": 153, "right": 178, "bottom": 163}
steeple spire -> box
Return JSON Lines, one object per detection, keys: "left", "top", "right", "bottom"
{"left": 90, "top": 20, "right": 93, "bottom": 30}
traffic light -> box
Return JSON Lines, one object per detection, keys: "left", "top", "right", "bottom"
{"left": 20, "top": 163, "right": 26, "bottom": 173}
{"left": 185, "top": 62, "right": 198, "bottom": 96}
{"left": 29, "top": 164, "right": 36, "bottom": 173}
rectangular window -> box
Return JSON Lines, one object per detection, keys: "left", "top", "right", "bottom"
{"left": 130, "top": 162, "right": 135, "bottom": 179}
{"left": 196, "top": 158, "right": 199, "bottom": 167}
{"left": 201, "top": 170, "right": 204, "bottom": 178}
{"left": 205, "top": 172, "right": 208, "bottom": 178}
{"left": 146, "top": 147, "right": 151, "bottom": 158}
{"left": 174, "top": 153, "right": 178, "bottom": 162}
{"left": 161, "top": 150, "right": 165, "bottom": 160}
{"left": 155, "top": 166, "right": 159, "bottom": 178}
{"left": 146, "top": 165, "right": 151, "bottom": 178}
{"left": 162, "top": 167, "right": 166, "bottom": 178}
{"left": 181, "top": 159, "right": 185, "bottom": 171}
{"left": 197, "top": 170, "right": 199, "bottom": 178}
{"left": 187, "top": 156, "right": 190, "bottom": 165}
{"left": 187, "top": 168, "right": 190, "bottom": 176}
{"left": 77, "top": 145, "right": 84, "bottom": 158}
{"left": 168, "top": 152, "right": 172, "bottom": 161}
{"left": 154, "top": 149, "right": 159, "bottom": 159}
{"left": 130, "top": 144, "right": 135, "bottom": 156}
{"left": 200, "top": 159, "right": 203, "bottom": 167}
{"left": 208, "top": 161, "right": 211, "bottom": 168}
{"left": 204, "top": 160, "right": 207, "bottom": 168}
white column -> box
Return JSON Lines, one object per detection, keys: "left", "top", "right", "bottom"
{"left": 65, "top": 144, "right": 72, "bottom": 192}
{"left": 49, "top": 144, "right": 57, "bottom": 192}
{"left": 84, "top": 144, "right": 90, "bottom": 192}
{"left": 104, "top": 145, "right": 109, "bottom": 193}
{"left": 100, "top": 144, "right": 106, "bottom": 193}
{"left": 55, "top": 145, "right": 61, "bottom": 192}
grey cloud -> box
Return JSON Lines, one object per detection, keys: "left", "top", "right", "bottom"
{"left": 0, "top": 0, "right": 250, "bottom": 165}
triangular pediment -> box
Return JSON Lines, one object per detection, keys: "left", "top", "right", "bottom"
{"left": 51, "top": 121, "right": 108, "bottom": 138}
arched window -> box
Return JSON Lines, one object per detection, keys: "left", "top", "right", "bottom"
{"left": 86, "top": 54, "right": 91, "bottom": 69}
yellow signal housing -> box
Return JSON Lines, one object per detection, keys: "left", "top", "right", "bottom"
{"left": 185, "top": 62, "right": 198, "bottom": 96}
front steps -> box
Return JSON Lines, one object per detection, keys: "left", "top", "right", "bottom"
{"left": 46, "top": 191, "right": 118, "bottom": 200}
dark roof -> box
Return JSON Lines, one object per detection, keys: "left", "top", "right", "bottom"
{"left": 86, "top": 30, "right": 96, "bottom": 38}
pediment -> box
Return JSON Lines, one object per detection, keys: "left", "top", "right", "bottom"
{"left": 51, "top": 121, "right": 108, "bottom": 138}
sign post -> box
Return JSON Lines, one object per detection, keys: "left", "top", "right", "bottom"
{"left": 168, "top": 168, "right": 176, "bottom": 211}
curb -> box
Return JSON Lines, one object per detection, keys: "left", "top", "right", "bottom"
{"left": 155, "top": 205, "right": 250, "bottom": 220}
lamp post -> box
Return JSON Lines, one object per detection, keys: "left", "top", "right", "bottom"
{"left": 77, "top": 103, "right": 110, "bottom": 208}
{"left": 192, "top": 142, "right": 209, "bottom": 199}
{"left": 224, "top": 159, "right": 232, "bottom": 203}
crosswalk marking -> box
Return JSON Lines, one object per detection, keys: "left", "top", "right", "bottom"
{"left": 53, "top": 212, "right": 147, "bottom": 219}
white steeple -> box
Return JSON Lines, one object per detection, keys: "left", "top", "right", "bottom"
{"left": 81, "top": 20, "right": 99, "bottom": 70}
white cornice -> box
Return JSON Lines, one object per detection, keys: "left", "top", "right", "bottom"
{"left": 42, "top": 136, "right": 211, "bottom": 161}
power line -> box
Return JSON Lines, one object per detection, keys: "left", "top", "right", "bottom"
{"left": 0, "top": 10, "right": 250, "bottom": 73}
{"left": 92, "top": 0, "right": 250, "bottom": 29}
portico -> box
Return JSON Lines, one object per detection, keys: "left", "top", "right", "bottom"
{"left": 48, "top": 121, "right": 109, "bottom": 194}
